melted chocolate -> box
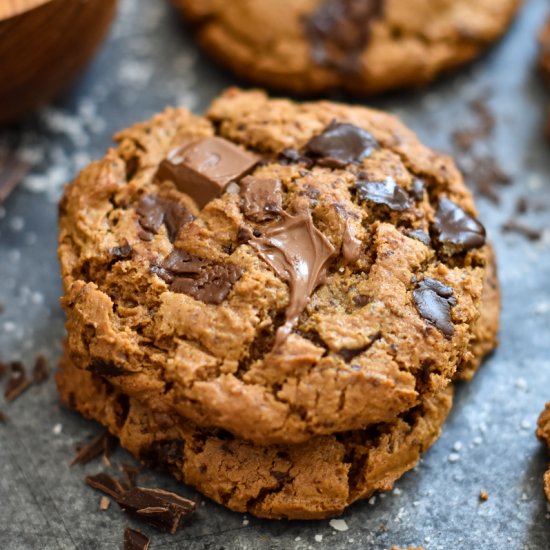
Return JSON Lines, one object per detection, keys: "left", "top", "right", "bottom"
{"left": 137, "top": 195, "right": 193, "bottom": 242}
{"left": 305, "top": 0, "right": 384, "bottom": 74}
{"left": 355, "top": 177, "right": 412, "bottom": 211}
{"left": 158, "top": 249, "right": 243, "bottom": 305}
{"left": 240, "top": 176, "right": 283, "bottom": 222}
{"left": 413, "top": 278, "right": 457, "bottom": 338}
{"left": 433, "top": 198, "right": 486, "bottom": 255}
{"left": 342, "top": 221, "right": 362, "bottom": 264}
{"left": 250, "top": 210, "right": 335, "bottom": 344}
{"left": 156, "top": 137, "right": 258, "bottom": 208}
{"left": 305, "top": 121, "right": 378, "bottom": 168}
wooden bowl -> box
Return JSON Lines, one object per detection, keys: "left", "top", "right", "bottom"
{"left": 0, "top": 0, "right": 117, "bottom": 123}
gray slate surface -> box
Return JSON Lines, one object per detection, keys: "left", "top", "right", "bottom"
{"left": 1, "top": 0, "right": 550, "bottom": 548}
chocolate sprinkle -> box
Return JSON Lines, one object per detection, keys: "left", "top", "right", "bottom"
{"left": 86, "top": 473, "right": 196, "bottom": 534}
{"left": 305, "top": 0, "right": 384, "bottom": 74}
{"left": 71, "top": 429, "right": 118, "bottom": 466}
{"left": 158, "top": 249, "right": 243, "bottom": 305}
{"left": 433, "top": 198, "right": 486, "bottom": 255}
{"left": 124, "top": 528, "right": 150, "bottom": 550}
{"left": 305, "top": 121, "right": 378, "bottom": 168}
{"left": 355, "top": 177, "right": 412, "bottom": 211}
{"left": 137, "top": 195, "right": 193, "bottom": 243}
{"left": 413, "top": 278, "right": 457, "bottom": 338}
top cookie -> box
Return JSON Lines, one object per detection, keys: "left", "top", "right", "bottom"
{"left": 174, "top": 0, "right": 522, "bottom": 95}
{"left": 59, "top": 89, "right": 493, "bottom": 445}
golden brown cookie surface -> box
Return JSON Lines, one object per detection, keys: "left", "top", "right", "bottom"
{"left": 173, "top": 0, "right": 522, "bottom": 95}
{"left": 59, "top": 89, "right": 498, "bottom": 445}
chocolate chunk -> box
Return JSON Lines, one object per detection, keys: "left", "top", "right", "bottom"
{"left": 4, "top": 362, "right": 31, "bottom": 402}
{"left": 413, "top": 278, "right": 457, "bottom": 338}
{"left": 407, "top": 229, "right": 431, "bottom": 246}
{"left": 305, "top": 0, "right": 383, "bottom": 74}
{"left": 156, "top": 137, "right": 258, "bottom": 209}
{"left": 86, "top": 473, "right": 126, "bottom": 499}
{"left": 305, "top": 121, "right": 378, "bottom": 168}
{"left": 71, "top": 430, "right": 118, "bottom": 466}
{"left": 32, "top": 355, "right": 49, "bottom": 384}
{"left": 137, "top": 195, "right": 193, "bottom": 242}
{"left": 89, "top": 359, "right": 130, "bottom": 377}
{"left": 250, "top": 209, "right": 335, "bottom": 344}
{"left": 140, "top": 440, "right": 184, "bottom": 467}
{"left": 433, "top": 198, "right": 486, "bottom": 254}
{"left": 355, "top": 177, "right": 412, "bottom": 211}
{"left": 110, "top": 242, "right": 133, "bottom": 260}
{"left": 160, "top": 249, "right": 243, "bottom": 305}
{"left": 240, "top": 176, "right": 283, "bottom": 222}
{"left": 124, "top": 528, "right": 150, "bottom": 550}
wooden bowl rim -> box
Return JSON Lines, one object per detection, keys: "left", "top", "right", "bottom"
{"left": 0, "top": 0, "right": 56, "bottom": 22}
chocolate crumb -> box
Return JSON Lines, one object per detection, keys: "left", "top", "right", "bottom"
{"left": 124, "top": 528, "right": 150, "bottom": 550}
{"left": 4, "top": 362, "right": 32, "bottom": 402}
{"left": 479, "top": 490, "right": 489, "bottom": 502}
{"left": 71, "top": 430, "right": 118, "bottom": 466}
{"left": 99, "top": 496, "right": 111, "bottom": 511}
{"left": 32, "top": 355, "right": 49, "bottom": 384}
{"left": 502, "top": 219, "right": 543, "bottom": 241}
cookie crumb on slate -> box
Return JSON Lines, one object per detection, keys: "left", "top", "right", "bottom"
{"left": 123, "top": 527, "right": 150, "bottom": 550}
{"left": 329, "top": 519, "right": 349, "bottom": 532}
{"left": 99, "top": 496, "right": 111, "bottom": 511}
{"left": 479, "top": 490, "right": 489, "bottom": 501}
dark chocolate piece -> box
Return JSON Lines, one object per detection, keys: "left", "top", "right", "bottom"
{"left": 110, "top": 242, "right": 133, "bottom": 260}
{"left": 413, "top": 278, "right": 457, "bottom": 338}
{"left": 120, "top": 464, "right": 141, "bottom": 490}
{"left": 71, "top": 430, "right": 118, "bottom": 466}
{"left": 433, "top": 198, "right": 486, "bottom": 254}
{"left": 240, "top": 176, "right": 283, "bottom": 222}
{"left": 156, "top": 137, "right": 258, "bottom": 208}
{"left": 355, "top": 177, "right": 412, "bottom": 211}
{"left": 159, "top": 249, "right": 243, "bottom": 305}
{"left": 137, "top": 195, "right": 193, "bottom": 243}
{"left": 86, "top": 473, "right": 126, "bottom": 499}
{"left": 305, "top": 0, "right": 383, "bottom": 74}
{"left": 140, "top": 440, "right": 184, "bottom": 468}
{"left": 4, "top": 361, "right": 31, "bottom": 402}
{"left": 305, "top": 121, "right": 378, "bottom": 168}
{"left": 32, "top": 355, "right": 49, "bottom": 384}
{"left": 250, "top": 209, "right": 335, "bottom": 344}
{"left": 124, "top": 528, "right": 150, "bottom": 550}
{"left": 89, "top": 359, "right": 130, "bottom": 377}
{"left": 407, "top": 229, "right": 431, "bottom": 245}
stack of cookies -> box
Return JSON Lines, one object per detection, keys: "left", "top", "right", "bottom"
{"left": 57, "top": 89, "right": 500, "bottom": 519}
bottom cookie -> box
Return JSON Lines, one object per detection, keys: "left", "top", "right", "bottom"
{"left": 57, "top": 352, "right": 452, "bottom": 520}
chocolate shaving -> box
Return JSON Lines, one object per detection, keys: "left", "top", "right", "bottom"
{"left": 71, "top": 430, "right": 118, "bottom": 466}
{"left": 413, "top": 278, "right": 457, "bottom": 338}
{"left": 502, "top": 219, "right": 543, "bottom": 241}
{"left": 305, "top": 121, "right": 378, "bottom": 168}
{"left": 124, "top": 528, "right": 150, "bottom": 550}
{"left": 158, "top": 249, "right": 243, "bottom": 305}
{"left": 86, "top": 473, "right": 196, "bottom": 534}
{"left": 32, "top": 355, "right": 49, "bottom": 384}
{"left": 121, "top": 463, "right": 141, "bottom": 490}
{"left": 355, "top": 177, "right": 412, "bottom": 211}
{"left": 4, "top": 361, "right": 32, "bottom": 402}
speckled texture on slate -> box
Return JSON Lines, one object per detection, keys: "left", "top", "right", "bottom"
{"left": 0, "top": 0, "right": 550, "bottom": 548}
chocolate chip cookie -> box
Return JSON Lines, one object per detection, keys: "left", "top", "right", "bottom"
{"left": 57, "top": 349, "right": 453, "bottom": 520}
{"left": 59, "top": 89, "right": 498, "bottom": 445}
{"left": 537, "top": 403, "right": 550, "bottom": 502}
{"left": 173, "top": 0, "right": 522, "bottom": 95}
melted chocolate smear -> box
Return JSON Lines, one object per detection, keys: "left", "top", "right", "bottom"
{"left": 413, "top": 278, "right": 457, "bottom": 338}
{"left": 305, "top": 0, "right": 384, "bottom": 74}
{"left": 86, "top": 473, "right": 196, "bottom": 534}
{"left": 305, "top": 121, "right": 378, "bottom": 168}
{"left": 240, "top": 176, "right": 283, "bottom": 222}
{"left": 137, "top": 195, "right": 193, "bottom": 243}
{"left": 433, "top": 198, "right": 486, "bottom": 255}
{"left": 124, "top": 528, "right": 150, "bottom": 550}
{"left": 71, "top": 429, "right": 118, "bottom": 466}
{"left": 355, "top": 177, "right": 412, "bottom": 211}
{"left": 159, "top": 249, "right": 243, "bottom": 305}
{"left": 156, "top": 137, "right": 258, "bottom": 209}
{"left": 250, "top": 210, "right": 335, "bottom": 345}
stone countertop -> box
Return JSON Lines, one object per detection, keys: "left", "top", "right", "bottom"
{"left": 1, "top": 0, "right": 550, "bottom": 548}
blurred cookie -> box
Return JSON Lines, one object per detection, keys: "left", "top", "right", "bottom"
{"left": 173, "top": 0, "right": 522, "bottom": 95}
{"left": 59, "top": 89, "right": 497, "bottom": 445}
